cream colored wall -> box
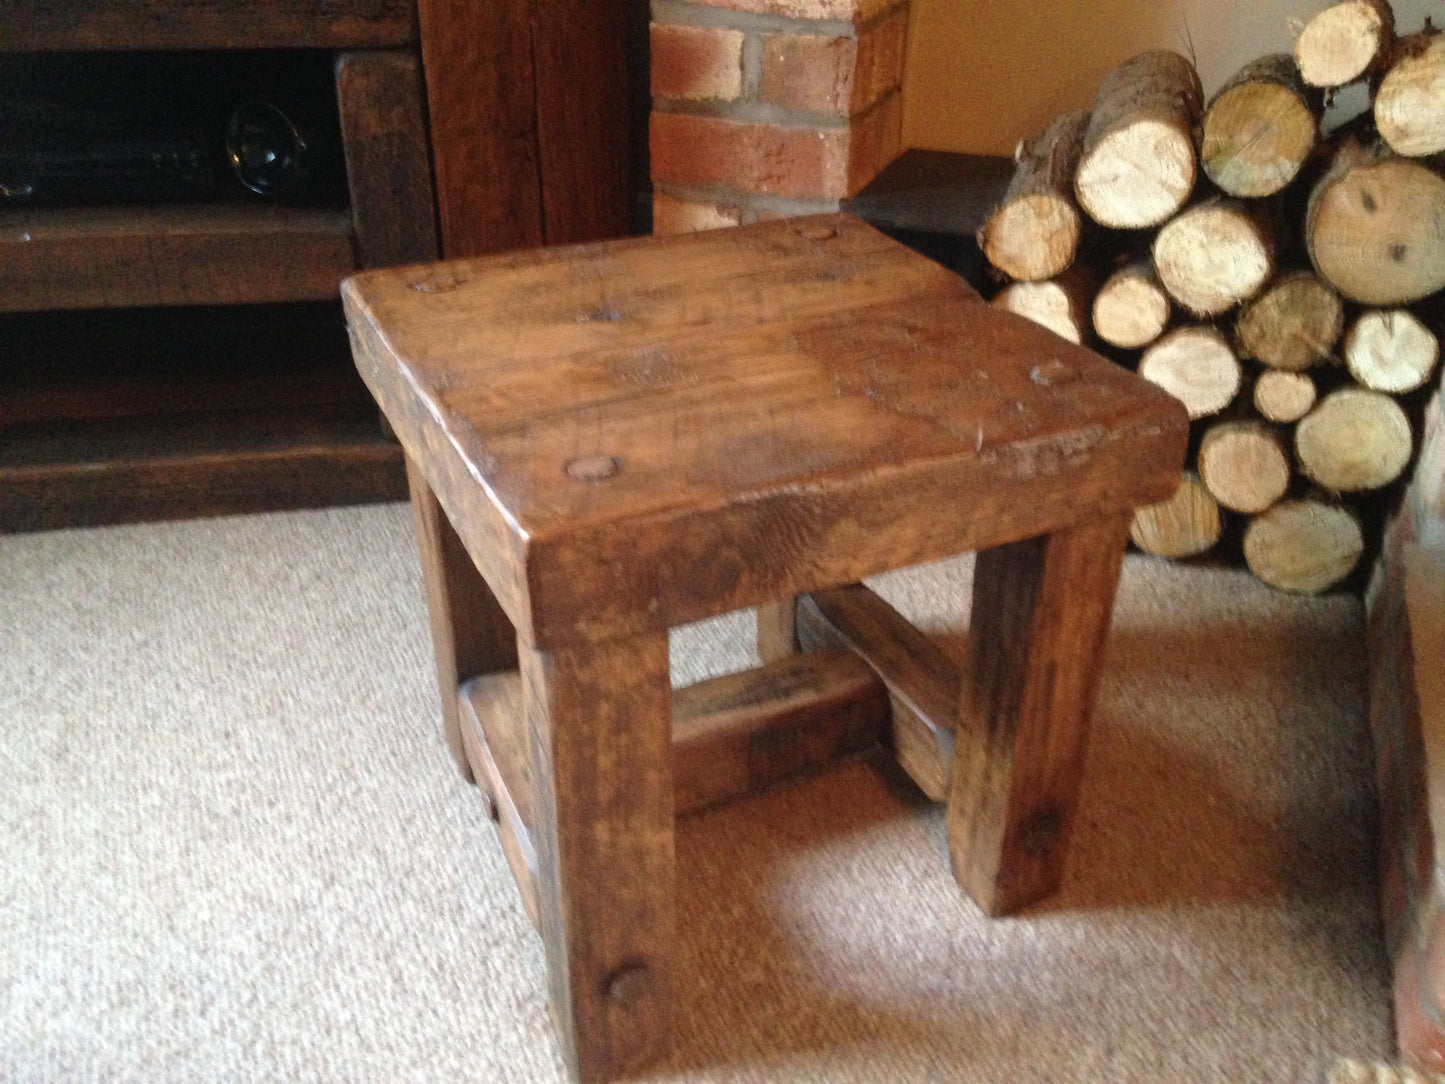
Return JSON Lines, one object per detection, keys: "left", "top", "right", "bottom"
{"left": 902, "top": 0, "right": 1442, "bottom": 155}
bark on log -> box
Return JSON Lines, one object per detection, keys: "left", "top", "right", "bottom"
{"left": 1074, "top": 50, "right": 1203, "bottom": 229}
{"left": 1197, "top": 420, "right": 1292, "bottom": 513}
{"left": 1092, "top": 260, "right": 1170, "bottom": 349}
{"left": 1129, "top": 472, "right": 1223, "bottom": 558}
{"left": 1243, "top": 498, "right": 1365, "bottom": 594}
{"left": 1137, "top": 326, "right": 1243, "bottom": 419}
{"left": 1375, "top": 30, "right": 1445, "bottom": 157}
{"left": 1295, "top": 385, "right": 1414, "bottom": 491}
{"left": 990, "top": 264, "right": 1096, "bottom": 344}
{"left": 1293, "top": 0, "right": 1395, "bottom": 88}
{"left": 1153, "top": 199, "right": 1275, "bottom": 316}
{"left": 1344, "top": 308, "right": 1441, "bottom": 393}
{"left": 1201, "top": 54, "right": 1322, "bottom": 198}
{"left": 980, "top": 110, "right": 1089, "bottom": 282}
{"left": 1234, "top": 270, "right": 1344, "bottom": 371}
{"left": 1253, "top": 369, "right": 1318, "bottom": 423}
{"left": 1305, "top": 140, "right": 1445, "bottom": 305}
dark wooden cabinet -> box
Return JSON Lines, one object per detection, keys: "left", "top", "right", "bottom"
{"left": 0, "top": 0, "right": 642, "bottom": 532}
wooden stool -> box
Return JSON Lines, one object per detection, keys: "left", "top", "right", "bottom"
{"left": 342, "top": 214, "right": 1188, "bottom": 1083}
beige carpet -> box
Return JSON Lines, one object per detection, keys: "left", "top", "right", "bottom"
{"left": 1, "top": 502, "right": 1393, "bottom": 1082}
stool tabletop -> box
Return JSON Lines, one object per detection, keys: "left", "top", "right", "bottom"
{"left": 344, "top": 214, "right": 1187, "bottom": 645}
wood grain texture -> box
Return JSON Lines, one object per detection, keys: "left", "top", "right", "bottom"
{"left": 756, "top": 598, "right": 800, "bottom": 662}
{"left": 0, "top": 0, "right": 416, "bottom": 51}
{"left": 0, "top": 206, "right": 355, "bottom": 312}
{"left": 531, "top": 0, "right": 633, "bottom": 244}
{"left": 407, "top": 457, "right": 518, "bottom": 780}
{"left": 336, "top": 50, "right": 439, "bottom": 270}
{"left": 0, "top": 405, "right": 403, "bottom": 532}
{"left": 948, "top": 514, "right": 1132, "bottom": 916}
{"left": 416, "top": 0, "right": 542, "bottom": 257}
{"left": 343, "top": 214, "right": 1189, "bottom": 648}
{"left": 522, "top": 632, "right": 675, "bottom": 1083}
{"left": 797, "top": 586, "right": 960, "bottom": 801}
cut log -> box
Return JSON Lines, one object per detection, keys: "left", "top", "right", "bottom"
{"left": 1129, "top": 472, "right": 1223, "bottom": 558}
{"left": 1305, "top": 140, "right": 1445, "bottom": 305}
{"left": 990, "top": 264, "right": 1095, "bottom": 344}
{"left": 1295, "top": 385, "right": 1414, "bottom": 491}
{"left": 1197, "top": 420, "right": 1292, "bottom": 514}
{"left": 1375, "top": 30, "right": 1445, "bottom": 157}
{"left": 1153, "top": 199, "right": 1274, "bottom": 316}
{"left": 1138, "top": 326, "right": 1243, "bottom": 419}
{"left": 1201, "top": 54, "right": 1322, "bottom": 198}
{"left": 1234, "top": 271, "right": 1344, "bottom": 371}
{"left": 979, "top": 110, "right": 1089, "bottom": 282}
{"left": 1344, "top": 308, "right": 1441, "bottom": 393}
{"left": 1293, "top": 0, "right": 1395, "bottom": 88}
{"left": 1092, "top": 261, "right": 1170, "bottom": 349}
{"left": 1073, "top": 50, "right": 1203, "bottom": 229}
{"left": 1243, "top": 498, "right": 1365, "bottom": 593}
{"left": 1253, "top": 369, "right": 1318, "bottom": 423}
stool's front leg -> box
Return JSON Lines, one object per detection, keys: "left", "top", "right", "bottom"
{"left": 521, "top": 630, "right": 676, "bottom": 1083}
{"left": 948, "top": 513, "right": 1132, "bottom": 917}
{"left": 407, "top": 457, "right": 518, "bottom": 782}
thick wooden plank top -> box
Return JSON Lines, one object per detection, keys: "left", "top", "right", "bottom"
{"left": 344, "top": 214, "right": 1188, "bottom": 645}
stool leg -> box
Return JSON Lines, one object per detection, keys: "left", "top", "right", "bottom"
{"left": 521, "top": 630, "right": 675, "bottom": 1083}
{"left": 756, "top": 598, "right": 799, "bottom": 661}
{"left": 407, "top": 456, "right": 518, "bottom": 782}
{"left": 947, "top": 513, "right": 1132, "bottom": 917}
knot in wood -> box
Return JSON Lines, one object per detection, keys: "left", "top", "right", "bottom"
{"left": 797, "top": 222, "right": 838, "bottom": 241}
{"left": 604, "top": 963, "right": 651, "bottom": 1007}
{"left": 409, "top": 269, "right": 466, "bottom": 293}
{"left": 564, "top": 455, "right": 622, "bottom": 482}
{"left": 1020, "top": 809, "right": 1062, "bottom": 856}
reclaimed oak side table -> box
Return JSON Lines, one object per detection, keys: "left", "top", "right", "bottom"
{"left": 341, "top": 213, "right": 1189, "bottom": 1082}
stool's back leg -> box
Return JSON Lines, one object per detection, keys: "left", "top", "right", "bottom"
{"left": 948, "top": 513, "right": 1132, "bottom": 917}
{"left": 757, "top": 598, "right": 800, "bottom": 662}
{"left": 522, "top": 630, "right": 676, "bottom": 1083}
{"left": 407, "top": 456, "right": 519, "bottom": 782}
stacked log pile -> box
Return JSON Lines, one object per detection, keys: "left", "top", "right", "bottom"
{"left": 980, "top": 0, "right": 1445, "bottom": 593}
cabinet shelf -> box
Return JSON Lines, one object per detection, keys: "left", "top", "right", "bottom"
{"left": 0, "top": 2, "right": 417, "bottom": 53}
{"left": 0, "top": 204, "right": 357, "bottom": 312}
{"left": 0, "top": 404, "right": 405, "bottom": 531}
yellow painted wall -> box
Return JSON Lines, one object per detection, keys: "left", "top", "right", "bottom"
{"left": 902, "top": 0, "right": 1442, "bottom": 155}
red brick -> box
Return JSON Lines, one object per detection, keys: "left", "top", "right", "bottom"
{"left": 651, "top": 192, "right": 743, "bottom": 235}
{"left": 689, "top": 0, "right": 902, "bottom": 22}
{"left": 650, "top": 112, "right": 852, "bottom": 200}
{"left": 651, "top": 22, "right": 744, "bottom": 102}
{"left": 761, "top": 6, "right": 907, "bottom": 116}
{"left": 844, "top": 90, "right": 903, "bottom": 193}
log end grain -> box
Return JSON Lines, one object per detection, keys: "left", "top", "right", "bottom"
{"left": 982, "top": 194, "right": 1081, "bottom": 282}
{"left": 990, "top": 275, "right": 1089, "bottom": 344}
{"left": 1344, "top": 308, "right": 1441, "bottom": 394}
{"left": 1153, "top": 201, "right": 1273, "bottom": 316}
{"left": 1092, "top": 263, "right": 1170, "bottom": 349}
{"left": 1306, "top": 151, "right": 1445, "bottom": 305}
{"left": 1294, "top": 0, "right": 1394, "bottom": 88}
{"left": 1201, "top": 80, "right": 1317, "bottom": 197}
{"left": 1254, "top": 369, "right": 1318, "bottom": 423}
{"left": 1074, "top": 120, "right": 1196, "bottom": 228}
{"left": 1198, "top": 420, "right": 1291, "bottom": 514}
{"left": 1375, "top": 32, "right": 1445, "bottom": 157}
{"left": 1138, "top": 326, "right": 1243, "bottom": 419}
{"left": 1235, "top": 271, "right": 1344, "bottom": 372}
{"left": 1129, "top": 472, "right": 1223, "bottom": 558}
{"left": 1295, "top": 386, "right": 1414, "bottom": 491}
{"left": 1243, "top": 499, "right": 1365, "bottom": 594}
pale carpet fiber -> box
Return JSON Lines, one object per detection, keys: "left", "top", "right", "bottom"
{"left": 1, "top": 503, "right": 1393, "bottom": 1081}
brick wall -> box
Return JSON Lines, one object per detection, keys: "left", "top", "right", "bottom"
{"left": 649, "top": 0, "right": 908, "bottom": 234}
